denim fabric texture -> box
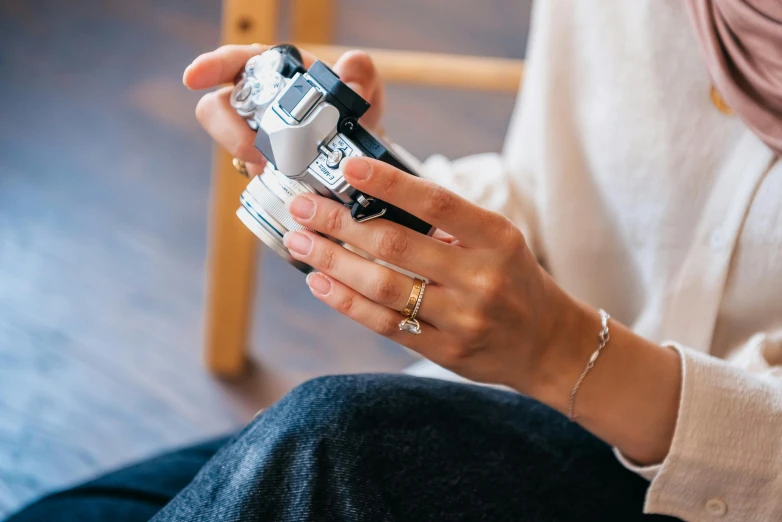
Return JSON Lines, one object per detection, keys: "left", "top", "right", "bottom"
{"left": 10, "top": 374, "right": 681, "bottom": 522}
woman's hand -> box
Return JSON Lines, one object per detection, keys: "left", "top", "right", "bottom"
{"left": 284, "top": 159, "right": 682, "bottom": 464}
{"left": 183, "top": 44, "right": 386, "bottom": 176}
{"left": 282, "top": 157, "right": 593, "bottom": 399}
{"left": 185, "top": 47, "right": 681, "bottom": 466}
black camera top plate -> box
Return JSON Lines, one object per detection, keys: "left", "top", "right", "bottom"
{"left": 308, "top": 61, "right": 370, "bottom": 120}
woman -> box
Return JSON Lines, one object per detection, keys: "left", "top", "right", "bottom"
{"left": 10, "top": 1, "right": 781, "bottom": 521}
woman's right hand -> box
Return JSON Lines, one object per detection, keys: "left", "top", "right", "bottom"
{"left": 183, "top": 44, "right": 386, "bottom": 176}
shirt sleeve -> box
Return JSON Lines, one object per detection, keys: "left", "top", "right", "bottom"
{"left": 614, "top": 331, "right": 782, "bottom": 521}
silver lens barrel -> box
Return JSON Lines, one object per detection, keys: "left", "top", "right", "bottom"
{"left": 237, "top": 165, "right": 317, "bottom": 272}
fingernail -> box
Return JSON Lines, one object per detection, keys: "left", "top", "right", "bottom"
{"left": 289, "top": 196, "right": 315, "bottom": 219}
{"left": 306, "top": 273, "right": 332, "bottom": 295}
{"left": 182, "top": 64, "right": 192, "bottom": 85}
{"left": 342, "top": 158, "right": 371, "bottom": 181}
{"left": 283, "top": 232, "right": 312, "bottom": 255}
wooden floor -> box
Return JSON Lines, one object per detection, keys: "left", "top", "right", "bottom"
{"left": 0, "top": 0, "right": 530, "bottom": 515}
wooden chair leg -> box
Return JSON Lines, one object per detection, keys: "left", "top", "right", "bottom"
{"left": 290, "top": 0, "right": 334, "bottom": 43}
{"left": 204, "top": 150, "right": 258, "bottom": 377}
{"left": 204, "top": 0, "right": 279, "bottom": 377}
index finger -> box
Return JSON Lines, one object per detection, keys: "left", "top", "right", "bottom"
{"left": 342, "top": 158, "right": 504, "bottom": 246}
{"left": 183, "top": 44, "right": 319, "bottom": 90}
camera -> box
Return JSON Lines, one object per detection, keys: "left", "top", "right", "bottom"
{"left": 231, "top": 44, "right": 433, "bottom": 272}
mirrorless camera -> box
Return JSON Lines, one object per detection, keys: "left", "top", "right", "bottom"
{"left": 231, "top": 44, "right": 433, "bottom": 272}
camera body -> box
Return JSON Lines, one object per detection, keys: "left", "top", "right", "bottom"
{"left": 231, "top": 44, "right": 432, "bottom": 272}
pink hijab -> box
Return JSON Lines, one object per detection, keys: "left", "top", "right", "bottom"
{"left": 687, "top": 0, "right": 782, "bottom": 154}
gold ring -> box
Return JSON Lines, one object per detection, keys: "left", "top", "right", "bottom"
{"left": 398, "top": 279, "right": 426, "bottom": 335}
{"left": 232, "top": 157, "right": 249, "bottom": 176}
{"left": 400, "top": 278, "right": 425, "bottom": 317}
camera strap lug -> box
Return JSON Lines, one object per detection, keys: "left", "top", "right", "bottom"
{"left": 350, "top": 196, "right": 387, "bottom": 223}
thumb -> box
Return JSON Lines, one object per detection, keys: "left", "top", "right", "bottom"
{"left": 331, "top": 50, "right": 377, "bottom": 101}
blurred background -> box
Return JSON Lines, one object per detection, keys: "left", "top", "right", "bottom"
{"left": 0, "top": 0, "right": 531, "bottom": 515}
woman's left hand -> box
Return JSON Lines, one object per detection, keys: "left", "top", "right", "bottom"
{"left": 283, "top": 157, "right": 591, "bottom": 398}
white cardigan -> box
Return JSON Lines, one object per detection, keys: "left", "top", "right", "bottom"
{"left": 414, "top": 1, "right": 782, "bottom": 520}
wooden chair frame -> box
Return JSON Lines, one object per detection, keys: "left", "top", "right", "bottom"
{"left": 204, "top": 0, "right": 523, "bottom": 377}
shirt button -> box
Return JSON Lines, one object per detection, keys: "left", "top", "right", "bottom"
{"left": 710, "top": 228, "right": 727, "bottom": 251}
{"left": 706, "top": 497, "right": 728, "bottom": 517}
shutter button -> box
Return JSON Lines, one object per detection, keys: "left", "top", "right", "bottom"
{"left": 705, "top": 498, "right": 727, "bottom": 517}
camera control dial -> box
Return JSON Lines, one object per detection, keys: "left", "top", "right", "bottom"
{"left": 245, "top": 48, "right": 284, "bottom": 76}
{"left": 230, "top": 78, "right": 255, "bottom": 117}
{"left": 250, "top": 70, "right": 285, "bottom": 107}
{"left": 230, "top": 69, "right": 285, "bottom": 120}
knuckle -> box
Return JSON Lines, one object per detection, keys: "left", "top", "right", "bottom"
{"left": 324, "top": 206, "right": 345, "bottom": 236}
{"left": 378, "top": 166, "right": 400, "bottom": 195}
{"left": 374, "top": 228, "right": 410, "bottom": 261}
{"left": 499, "top": 218, "right": 524, "bottom": 251}
{"left": 316, "top": 245, "right": 338, "bottom": 272}
{"left": 474, "top": 269, "right": 507, "bottom": 301}
{"left": 462, "top": 314, "right": 491, "bottom": 343}
{"left": 368, "top": 276, "right": 401, "bottom": 305}
{"left": 423, "top": 185, "right": 456, "bottom": 220}
{"left": 374, "top": 314, "right": 399, "bottom": 337}
{"left": 335, "top": 293, "right": 356, "bottom": 315}
{"left": 495, "top": 229, "right": 524, "bottom": 266}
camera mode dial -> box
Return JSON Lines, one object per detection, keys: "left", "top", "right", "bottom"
{"left": 230, "top": 69, "right": 285, "bottom": 119}
{"left": 250, "top": 70, "right": 285, "bottom": 107}
{"left": 245, "top": 48, "right": 284, "bottom": 76}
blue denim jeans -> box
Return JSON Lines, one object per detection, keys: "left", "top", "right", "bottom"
{"left": 9, "top": 374, "right": 680, "bottom": 522}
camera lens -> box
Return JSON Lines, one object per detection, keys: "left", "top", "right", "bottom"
{"left": 237, "top": 165, "right": 317, "bottom": 272}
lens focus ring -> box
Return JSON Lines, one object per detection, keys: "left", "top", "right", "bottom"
{"left": 244, "top": 174, "right": 312, "bottom": 236}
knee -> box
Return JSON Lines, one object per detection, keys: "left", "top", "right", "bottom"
{"left": 241, "top": 374, "right": 417, "bottom": 442}
{"left": 279, "top": 374, "right": 405, "bottom": 429}
{"left": 289, "top": 373, "right": 402, "bottom": 402}
{"left": 238, "top": 373, "right": 493, "bottom": 450}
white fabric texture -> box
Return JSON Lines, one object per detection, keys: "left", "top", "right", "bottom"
{"left": 412, "top": 1, "right": 782, "bottom": 520}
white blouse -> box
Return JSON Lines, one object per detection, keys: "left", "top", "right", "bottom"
{"left": 413, "top": 1, "right": 782, "bottom": 520}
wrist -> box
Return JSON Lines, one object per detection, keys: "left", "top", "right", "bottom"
{"left": 506, "top": 277, "right": 681, "bottom": 464}
{"left": 519, "top": 285, "right": 600, "bottom": 414}
{"left": 537, "top": 296, "right": 681, "bottom": 463}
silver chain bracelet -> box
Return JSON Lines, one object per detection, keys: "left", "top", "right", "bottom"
{"left": 567, "top": 309, "right": 611, "bottom": 421}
